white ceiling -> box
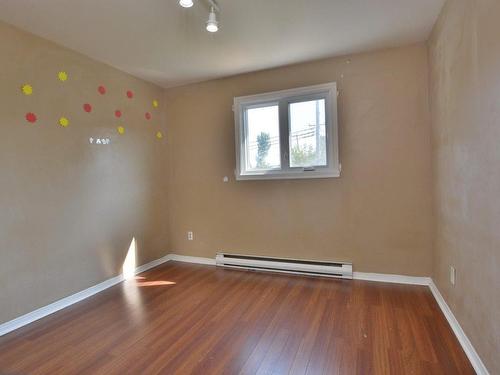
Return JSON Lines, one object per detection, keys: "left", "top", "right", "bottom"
{"left": 0, "top": 0, "right": 444, "bottom": 88}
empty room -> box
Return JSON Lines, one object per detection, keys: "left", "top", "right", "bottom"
{"left": 0, "top": 0, "right": 498, "bottom": 374}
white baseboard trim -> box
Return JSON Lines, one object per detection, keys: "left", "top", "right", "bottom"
{"left": 135, "top": 254, "right": 171, "bottom": 274}
{"left": 168, "top": 253, "right": 216, "bottom": 265}
{"left": 429, "top": 280, "right": 489, "bottom": 375}
{"left": 0, "top": 254, "right": 171, "bottom": 337}
{"left": 0, "top": 275, "right": 125, "bottom": 338}
{"left": 353, "top": 272, "right": 431, "bottom": 286}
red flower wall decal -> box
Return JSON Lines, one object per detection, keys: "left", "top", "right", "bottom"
{"left": 25, "top": 112, "right": 37, "bottom": 123}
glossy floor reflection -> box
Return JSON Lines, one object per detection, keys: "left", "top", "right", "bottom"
{"left": 0, "top": 261, "right": 474, "bottom": 374}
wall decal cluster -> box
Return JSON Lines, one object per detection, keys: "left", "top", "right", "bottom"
{"left": 19, "top": 72, "right": 164, "bottom": 140}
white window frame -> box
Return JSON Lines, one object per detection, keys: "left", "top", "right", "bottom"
{"left": 234, "top": 82, "right": 340, "bottom": 180}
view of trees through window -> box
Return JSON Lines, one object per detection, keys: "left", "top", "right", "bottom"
{"left": 245, "top": 105, "right": 281, "bottom": 170}
{"left": 256, "top": 132, "right": 272, "bottom": 168}
{"left": 245, "top": 98, "right": 327, "bottom": 171}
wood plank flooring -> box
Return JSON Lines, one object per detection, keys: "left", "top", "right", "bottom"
{"left": 0, "top": 261, "right": 474, "bottom": 374}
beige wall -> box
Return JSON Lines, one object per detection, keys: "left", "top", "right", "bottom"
{"left": 0, "top": 21, "right": 169, "bottom": 325}
{"left": 1, "top": 4, "right": 497, "bottom": 369}
{"left": 428, "top": 0, "right": 500, "bottom": 372}
{"left": 165, "top": 44, "right": 433, "bottom": 276}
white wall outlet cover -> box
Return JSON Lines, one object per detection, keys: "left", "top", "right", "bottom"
{"left": 223, "top": 176, "right": 229, "bottom": 182}
{"left": 187, "top": 231, "right": 194, "bottom": 241}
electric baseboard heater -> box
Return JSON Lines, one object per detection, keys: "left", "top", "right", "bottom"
{"left": 216, "top": 253, "right": 352, "bottom": 279}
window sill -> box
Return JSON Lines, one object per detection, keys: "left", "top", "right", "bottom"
{"left": 235, "top": 169, "right": 341, "bottom": 181}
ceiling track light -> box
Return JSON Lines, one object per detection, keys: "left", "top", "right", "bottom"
{"left": 179, "top": 0, "right": 194, "bottom": 8}
{"left": 206, "top": 6, "right": 219, "bottom": 33}
{"left": 178, "top": 0, "right": 220, "bottom": 33}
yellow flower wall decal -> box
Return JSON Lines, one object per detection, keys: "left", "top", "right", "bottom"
{"left": 21, "top": 84, "right": 33, "bottom": 95}
{"left": 58, "top": 71, "right": 68, "bottom": 82}
{"left": 59, "top": 117, "right": 69, "bottom": 127}
{"left": 156, "top": 131, "right": 163, "bottom": 139}
{"left": 153, "top": 99, "right": 159, "bottom": 108}
{"left": 117, "top": 126, "right": 125, "bottom": 135}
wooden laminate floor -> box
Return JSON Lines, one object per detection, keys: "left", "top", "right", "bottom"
{"left": 0, "top": 261, "right": 474, "bottom": 374}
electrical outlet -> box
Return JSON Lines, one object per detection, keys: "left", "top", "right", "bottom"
{"left": 187, "top": 231, "right": 194, "bottom": 241}
{"left": 450, "top": 266, "right": 456, "bottom": 286}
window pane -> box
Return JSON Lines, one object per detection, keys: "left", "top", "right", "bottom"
{"left": 245, "top": 105, "right": 281, "bottom": 171}
{"left": 289, "top": 99, "right": 327, "bottom": 167}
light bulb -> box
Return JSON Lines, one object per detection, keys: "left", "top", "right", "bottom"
{"left": 206, "top": 8, "right": 218, "bottom": 32}
{"left": 179, "top": 0, "right": 193, "bottom": 8}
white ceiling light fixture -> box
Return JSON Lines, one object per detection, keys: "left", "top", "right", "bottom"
{"left": 178, "top": 0, "right": 220, "bottom": 33}
{"left": 206, "top": 6, "right": 219, "bottom": 33}
{"left": 179, "top": 0, "right": 194, "bottom": 8}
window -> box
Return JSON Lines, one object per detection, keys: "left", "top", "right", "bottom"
{"left": 245, "top": 104, "right": 281, "bottom": 171}
{"left": 234, "top": 82, "right": 340, "bottom": 180}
